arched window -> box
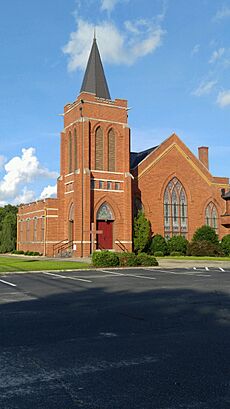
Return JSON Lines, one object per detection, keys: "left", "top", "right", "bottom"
{"left": 164, "top": 178, "right": 188, "bottom": 239}
{"left": 68, "top": 131, "right": 72, "bottom": 173}
{"left": 74, "top": 128, "right": 78, "bottom": 170}
{"left": 95, "top": 127, "right": 103, "bottom": 170}
{"left": 108, "top": 128, "right": 115, "bottom": 172}
{"left": 97, "top": 203, "right": 114, "bottom": 221}
{"left": 205, "top": 202, "right": 218, "bottom": 231}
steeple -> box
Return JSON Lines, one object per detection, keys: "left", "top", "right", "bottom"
{"left": 80, "top": 38, "right": 111, "bottom": 99}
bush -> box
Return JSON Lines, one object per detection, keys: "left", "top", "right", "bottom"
{"left": 168, "top": 235, "right": 188, "bottom": 255}
{"left": 221, "top": 234, "right": 230, "bottom": 256}
{"left": 192, "top": 225, "right": 219, "bottom": 244}
{"left": 154, "top": 251, "right": 164, "bottom": 257}
{"left": 11, "top": 250, "right": 24, "bottom": 254}
{"left": 187, "top": 240, "right": 223, "bottom": 257}
{"left": 92, "top": 251, "right": 120, "bottom": 267}
{"left": 170, "top": 251, "right": 182, "bottom": 257}
{"left": 136, "top": 253, "right": 158, "bottom": 266}
{"left": 118, "top": 252, "right": 138, "bottom": 267}
{"left": 149, "top": 234, "right": 168, "bottom": 256}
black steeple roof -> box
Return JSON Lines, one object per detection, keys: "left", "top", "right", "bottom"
{"left": 130, "top": 146, "right": 158, "bottom": 169}
{"left": 80, "top": 38, "right": 111, "bottom": 99}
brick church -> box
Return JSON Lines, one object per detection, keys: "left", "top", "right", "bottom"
{"left": 17, "top": 38, "right": 230, "bottom": 257}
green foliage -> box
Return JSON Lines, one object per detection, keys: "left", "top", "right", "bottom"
{"left": 0, "top": 205, "right": 18, "bottom": 253}
{"left": 133, "top": 211, "right": 151, "bottom": 254}
{"left": 149, "top": 234, "right": 168, "bottom": 255}
{"left": 118, "top": 252, "right": 138, "bottom": 267}
{"left": 11, "top": 250, "right": 24, "bottom": 254}
{"left": 221, "top": 234, "right": 230, "bottom": 256}
{"left": 92, "top": 251, "right": 120, "bottom": 267}
{"left": 170, "top": 251, "right": 182, "bottom": 257}
{"left": 168, "top": 235, "right": 188, "bottom": 255}
{"left": 136, "top": 253, "right": 158, "bottom": 266}
{"left": 192, "top": 225, "right": 219, "bottom": 244}
{"left": 154, "top": 251, "right": 164, "bottom": 257}
{"left": 187, "top": 240, "right": 223, "bottom": 257}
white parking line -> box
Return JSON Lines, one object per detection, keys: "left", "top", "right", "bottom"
{"left": 42, "top": 272, "right": 92, "bottom": 283}
{"left": 101, "top": 270, "right": 156, "bottom": 280}
{"left": 219, "top": 267, "right": 225, "bottom": 272}
{"left": 0, "top": 279, "right": 17, "bottom": 287}
{"left": 100, "top": 270, "right": 125, "bottom": 276}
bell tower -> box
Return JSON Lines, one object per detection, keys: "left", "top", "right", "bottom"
{"left": 57, "top": 38, "right": 133, "bottom": 257}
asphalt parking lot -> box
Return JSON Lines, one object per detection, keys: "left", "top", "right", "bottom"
{"left": 1, "top": 266, "right": 230, "bottom": 408}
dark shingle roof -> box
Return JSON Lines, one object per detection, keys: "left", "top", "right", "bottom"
{"left": 80, "top": 38, "right": 111, "bottom": 100}
{"left": 130, "top": 146, "right": 158, "bottom": 169}
{"left": 223, "top": 190, "right": 230, "bottom": 200}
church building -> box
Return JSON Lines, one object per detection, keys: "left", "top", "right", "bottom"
{"left": 17, "top": 38, "right": 230, "bottom": 257}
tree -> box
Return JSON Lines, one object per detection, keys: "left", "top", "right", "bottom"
{"left": 0, "top": 205, "right": 18, "bottom": 253}
{"left": 221, "top": 234, "right": 230, "bottom": 256}
{"left": 133, "top": 211, "right": 151, "bottom": 254}
{"left": 192, "top": 225, "right": 219, "bottom": 244}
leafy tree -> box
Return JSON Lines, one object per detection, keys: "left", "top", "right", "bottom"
{"left": 192, "top": 225, "right": 219, "bottom": 244}
{"left": 133, "top": 211, "right": 151, "bottom": 254}
{"left": 221, "top": 234, "right": 230, "bottom": 256}
{"left": 168, "top": 235, "right": 189, "bottom": 255}
{"left": 149, "top": 234, "right": 168, "bottom": 255}
{"left": 187, "top": 241, "right": 223, "bottom": 257}
{"left": 0, "top": 212, "right": 17, "bottom": 253}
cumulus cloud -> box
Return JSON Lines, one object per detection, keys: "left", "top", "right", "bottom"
{"left": 192, "top": 80, "right": 217, "bottom": 97}
{"left": 101, "top": 0, "right": 124, "bottom": 12}
{"left": 63, "top": 18, "right": 165, "bottom": 71}
{"left": 0, "top": 147, "right": 58, "bottom": 205}
{"left": 214, "top": 6, "right": 230, "bottom": 20}
{"left": 40, "top": 184, "right": 57, "bottom": 199}
{"left": 217, "top": 90, "right": 230, "bottom": 107}
{"left": 209, "top": 48, "right": 225, "bottom": 63}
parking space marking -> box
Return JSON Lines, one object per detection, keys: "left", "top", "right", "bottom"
{"left": 0, "top": 279, "right": 17, "bottom": 287}
{"left": 219, "top": 267, "right": 225, "bottom": 272}
{"left": 100, "top": 270, "right": 125, "bottom": 276}
{"left": 42, "top": 272, "right": 92, "bottom": 283}
{"left": 101, "top": 270, "right": 156, "bottom": 281}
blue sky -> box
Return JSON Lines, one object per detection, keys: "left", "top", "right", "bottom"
{"left": 0, "top": 0, "right": 229, "bottom": 205}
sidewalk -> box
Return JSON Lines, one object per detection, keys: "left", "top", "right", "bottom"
{"left": 157, "top": 258, "right": 230, "bottom": 269}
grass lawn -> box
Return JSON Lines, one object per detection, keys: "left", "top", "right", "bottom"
{"left": 0, "top": 257, "right": 91, "bottom": 273}
{"left": 157, "top": 256, "right": 230, "bottom": 261}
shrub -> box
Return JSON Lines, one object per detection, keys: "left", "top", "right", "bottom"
{"left": 92, "top": 251, "right": 120, "bottom": 267}
{"left": 170, "top": 251, "right": 182, "bottom": 257}
{"left": 133, "top": 211, "right": 151, "bottom": 254}
{"left": 168, "top": 235, "right": 188, "bottom": 255}
{"left": 221, "top": 234, "right": 230, "bottom": 256}
{"left": 192, "top": 225, "right": 219, "bottom": 244}
{"left": 11, "top": 250, "right": 24, "bottom": 255}
{"left": 154, "top": 251, "right": 164, "bottom": 257}
{"left": 136, "top": 253, "right": 158, "bottom": 266}
{"left": 33, "top": 251, "right": 40, "bottom": 256}
{"left": 118, "top": 252, "right": 138, "bottom": 267}
{"left": 187, "top": 240, "right": 223, "bottom": 257}
{"left": 149, "top": 234, "right": 168, "bottom": 256}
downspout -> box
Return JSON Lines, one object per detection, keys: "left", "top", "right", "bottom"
{"left": 16, "top": 214, "right": 19, "bottom": 251}
{"left": 80, "top": 100, "right": 84, "bottom": 257}
{"left": 44, "top": 207, "right": 47, "bottom": 256}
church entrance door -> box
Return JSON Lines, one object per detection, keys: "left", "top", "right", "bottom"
{"left": 97, "top": 220, "right": 113, "bottom": 249}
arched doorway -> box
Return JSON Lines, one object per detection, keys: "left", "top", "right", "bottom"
{"left": 96, "top": 203, "right": 114, "bottom": 250}
{"left": 68, "top": 203, "right": 74, "bottom": 245}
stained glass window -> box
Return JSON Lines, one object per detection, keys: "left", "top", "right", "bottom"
{"left": 97, "top": 203, "right": 114, "bottom": 220}
{"left": 205, "top": 202, "right": 218, "bottom": 232}
{"left": 163, "top": 178, "right": 188, "bottom": 238}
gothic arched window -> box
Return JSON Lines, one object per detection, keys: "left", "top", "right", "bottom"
{"left": 68, "top": 131, "right": 73, "bottom": 173}
{"left": 95, "top": 127, "right": 103, "bottom": 170}
{"left": 108, "top": 128, "right": 115, "bottom": 172}
{"left": 74, "top": 128, "right": 78, "bottom": 170}
{"left": 205, "top": 202, "right": 218, "bottom": 231}
{"left": 164, "top": 178, "right": 188, "bottom": 239}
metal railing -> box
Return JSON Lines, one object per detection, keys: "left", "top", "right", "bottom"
{"left": 53, "top": 239, "right": 73, "bottom": 257}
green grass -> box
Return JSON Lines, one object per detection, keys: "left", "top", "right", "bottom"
{"left": 156, "top": 256, "right": 230, "bottom": 261}
{"left": 0, "top": 257, "right": 91, "bottom": 273}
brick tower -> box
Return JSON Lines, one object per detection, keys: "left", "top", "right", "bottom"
{"left": 57, "top": 38, "right": 133, "bottom": 257}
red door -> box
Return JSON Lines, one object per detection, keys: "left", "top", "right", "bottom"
{"left": 97, "top": 221, "right": 113, "bottom": 250}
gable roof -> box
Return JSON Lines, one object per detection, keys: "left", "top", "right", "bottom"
{"left": 130, "top": 146, "right": 158, "bottom": 169}
{"left": 80, "top": 38, "right": 111, "bottom": 100}
{"left": 223, "top": 190, "right": 230, "bottom": 200}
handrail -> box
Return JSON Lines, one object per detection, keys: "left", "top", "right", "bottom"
{"left": 116, "top": 239, "right": 128, "bottom": 252}
{"left": 56, "top": 240, "right": 74, "bottom": 257}
{"left": 53, "top": 239, "right": 68, "bottom": 256}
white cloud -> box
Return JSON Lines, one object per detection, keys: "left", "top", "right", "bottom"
{"left": 192, "top": 80, "right": 217, "bottom": 97}
{"left": 0, "top": 155, "right": 6, "bottom": 169}
{"left": 101, "top": 0, "right": 122, "bottom": 12}
{"left": 40, "top": 184, "right": 57, "bottom": 199}
{"left": 0, "top": 147, "right": 58, "bottom": 205}
{"left": 214, "top": 6, "right": 230, "bottom": 20}
{"left": 209, "top": 48, "right": 225, "bottom": 63}
{"left": 63, "top": 18, "right": 165, "bottom": 71}
{"left": 191, "top": 44, "right": 200, "bottom": 56}
{"left": 217, "top": 90, "right": 230, "bottom": 107}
